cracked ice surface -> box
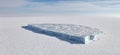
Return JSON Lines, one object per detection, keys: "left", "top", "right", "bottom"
{"left": 28, "top": 24, "right": 103, "bottom": 37}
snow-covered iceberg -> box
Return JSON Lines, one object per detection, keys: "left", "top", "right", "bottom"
{"left": 22, "top": 24, "right": 103, "bottom": 44}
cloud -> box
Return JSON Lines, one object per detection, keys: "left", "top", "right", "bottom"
{"left": 24, "top": 1, "right": 120, "bottom": 12}
{"left": 0, "top": 0, "right": 28, "bottom": 8}
{"left": 29, "top": 0, "right": 120, "bottom": 2}
{"left": 0, "top": 0, "right": 120, "bottom": 16}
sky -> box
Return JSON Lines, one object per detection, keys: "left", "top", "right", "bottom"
{"left": 0, "top": 0, "right": 120, "bottom": 16}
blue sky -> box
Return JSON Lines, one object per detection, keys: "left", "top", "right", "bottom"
{"left": 0, "top": 0, "right": 120, "bottom": 16}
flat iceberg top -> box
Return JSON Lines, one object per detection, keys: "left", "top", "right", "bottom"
{"left": 29, "top": 24, "right": 102, "bottom": 37}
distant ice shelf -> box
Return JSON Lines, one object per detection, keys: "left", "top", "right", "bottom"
{"left": 22, "top": 24, "right": 103, "bottom": 44}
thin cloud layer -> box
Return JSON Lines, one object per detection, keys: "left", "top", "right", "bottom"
{"left": 0, "top": 0, "right": 120, "bottom": 16}
{"left": 0, "top": 0, "right": 28, "bottom": 8}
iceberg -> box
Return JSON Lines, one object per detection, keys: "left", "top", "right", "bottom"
{"left": 22, "top": 24, "right": 103, "bottom": 44}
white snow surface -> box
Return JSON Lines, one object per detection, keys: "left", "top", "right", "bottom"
{"left": 29, "top": 24, "right": 102, "bottom": 37}
{"left": 0, "top": 15, "right": 120, "bottom": 55}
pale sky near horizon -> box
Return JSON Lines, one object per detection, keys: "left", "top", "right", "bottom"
{"left": 0, "top": 0, "right": 120, "bottom": 16}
